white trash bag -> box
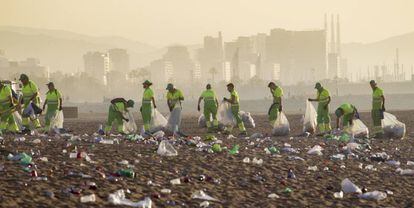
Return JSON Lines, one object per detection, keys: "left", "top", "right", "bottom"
{"left": 382, "top": 112, "right": 406, "bottom": 139}
{"left": 307, "top": 145, "right": 323, "bottom": 156}
{"left": 272, "top": 112, "right": 290, "bottom": 136}
{"left": 217, "top": 101, "right": 236, "bottom": 126}
{"left": 108, "top": 189, "right": 152, "bottom": 207}
{"left": 341, "top": 178, "right": 362, "bottom": 194}
{"left": 122, "top": 110, "right": 137, "bottom": 134}
{"left": 303, "top": 100, "right": 317, "bottom": 134}
{"left": 240, "top": 111, "right": 255, "bottom": 128}
{"left": 50, "top": 110, "right": 64, "bottom": 130}
{"left": 166, "top": 108, "right": 182, "bottom": 132}
{"left": 150, "top": 109, "right": 167, "bottom": 132}
{"left": 358, "top": 191, "right": 387, "bottom": 201}
{"left": 157, "top": 140, "right": 178, "bottom": 156}
{"left": 349, "top": 119, "right": 369, "bottom": 138}
{"left": 13, "top": 111, "right": 23, "bottom": 130}
{"left": 198, "top": 114, "right": 207, "bottom": 128}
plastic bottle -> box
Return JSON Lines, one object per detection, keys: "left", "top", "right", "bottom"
{"left": 98, "top": 125, "right": 105, "bottom": 135}
{"left": 117, "top": 169, "right": 135, "bottom": 178}
{"left": 228, "top": 144, "right": 239, "bottom": 155}
{"left": 80, "top": 194, "right": 96, "bottom": 203}
{"left": 287, "top": 169, "right": 296, "bottom": 179}
{"left": 211, "top": 144, "right": 222, "bottom": 153}
{"left": 170, "top": 178, "right": 181, "bottom": 185}
{"left": 268, "top": 146, "right": 280, "bottom": 154}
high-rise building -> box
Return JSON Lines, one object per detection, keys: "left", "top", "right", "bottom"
{"left": 83, "top": 51, "right": 110, "bottom": 85}
{"left": 265, "top": 28, "right": 327, "bottom": 85}
{"left": 197, "top": 32, "right": 224, "bottom": 82}
{"left": 108, "top": 48, "right": 130, "bottom": 72}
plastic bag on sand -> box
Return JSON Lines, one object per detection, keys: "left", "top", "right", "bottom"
{"left": 217, "top": 101, "right": 236, "bottom": 126}
{"left": 198, "top": 114, "right": 207, "bottom": 128}
{"left": 150, "top": 109, "right": 167, "bottom": 132}
{"left": 272, "top": 112, "right": 290, "bottom": 136}
{"left": 157, "top": 140, "right": 177, "bottom": 156}
{"left": 123, "top": 110, "right": 137, "bottom": 134}
{"left": 359, "top": 191, "right": 387, "bottom": 201}
{"left": 303, "top": 100, "right": 317, "bottom": 134}
{"left": 166, "top": 108, "right": 182, "bottom": 131}
{"left": 349, "top": 119, "right": 369, "bottom": 138}
{"left": 50, "top": 110, "right": 64, "bottom": 129}
{"left": 382, "top": 112, "right": 406, "bottom": 139}
{"left": 240, "top": 111, "right": 255, "bottom": 128}
{"left": 191, "top": 190, "right": 219, "bottom": 202}
{"left": 341, "top": 178, "right": 362, "bottom": 194}
{"left": 307, "top": 145, "right": 323, "bottom": 156}
{"left": 108, "top": 189, "right": 152, "bottom": 207}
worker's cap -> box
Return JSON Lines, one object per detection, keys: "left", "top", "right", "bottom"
{"left": 46, "top": 82, "right": 54, "bottom": 87}
{"left": 19, "top": 74, "right": 29, "bottom": 81}
{"left": 335, "top": 108, "right": 343, "bottom": 117}
{"left": 142, "top": 80, "right": 152, "bottom": 85}
{"left": 206, "top": 83, "right": 211, "bottom": 88}
{"left": 314, "top": 82, "right": 322, "bottom": 89}
{"left": 166, "top": 83, "right": 174, "bottom": 90}
{"left": 267, "top": 82, "right": 276, "bottom": 87}
{"left": 369, "top": 80, "right": 376, "bottom": 85}
{"left": 127, "top": 99, "right": 135, "bottom": 107}
{"left": 226, "top": 83, "right": 234, "bottom": 88}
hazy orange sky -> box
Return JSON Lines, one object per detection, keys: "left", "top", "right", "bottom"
{"left": 1, "top": 0, "right": 413, "bottom": 47}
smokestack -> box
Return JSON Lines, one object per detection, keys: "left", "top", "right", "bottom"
{"left": 330, "top": 14, "right": 335, "bottom": 53}
{"left": 336, "top": 14, "right": 341, "bottom": 55}
{"left": 324, "top": 13, "right": 327, "bottom": 32}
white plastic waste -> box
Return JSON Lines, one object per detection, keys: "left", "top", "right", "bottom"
{"left": 198, "top": 114, "right": 207, "bottom": 128}
{"left": 50, "top": 110, "right": 64, "bottom": 130}
{"left": 385, "top": 160, "right": 400, "bottom": 166}
{"left": 166, "top": 108, "right": 182, "bottom": 132}
{"left": 307, "top": 166, "right": 318, "bottom": 171}
{"left": 160, "top": 189, "right": 171, "bottom": 194}
{"left": 123, "top": 110, "right": 137, "bottom": 134}
{"left": 191, "top": 190, "right": 219, "bottom": 202}
{"left": 240, "top": 111, "right": 255, "bottom": 128}
{"left": 307, "top": 145, "right": 323, "bottom": 156}
{"left": 157, "top": 140, "right": 178, "bottom": 156}
{"left": 341, "top": 178, "right": 362, "bottom": 194}
{"left": 170, "top": 178, "right": 181, "bottom": 185}
{"left": 267, "top": 193, "right": 280, "bottom": 198}
{"left": 349, "top": 119, "right": 369, "bottom": 138}
{"left": 333, "top": 191, "right": 343, "bottom": 199}
{"left": 108, "top": 189, "right": 152, "bottom": 207}
{"left": 382, "top": 112, "right": 406, "bottom": 139}
{"left": 217, "top": 101, "right": 236, "bottom": 126}
{"left": 303, "top": 100, "right": 317, "bottom": 134}
{"left": 407, "top": 161, "right": 414, "bottom": 166}
{"left": 396, "top": 168, "right": 414, "bottom": 175}
{"left": 272, "top": 112, "right": 290, "bottom": 136}
{"left": 358, "top": 191, "right": 387, "bottom": 201}
{"left": 80, "top": 194, "right": 96, "bottom": 203}
{"left": 242, "top": 157, "right": 251, "bottom": 163}
{"left": 150, "top": 109, "right": 167, "bottom": 132}
{"left": 200, "top": 201, "right": 210, "bottom": 208}
{"left": 252, "top": 157, "right": 263, "bottom": 165}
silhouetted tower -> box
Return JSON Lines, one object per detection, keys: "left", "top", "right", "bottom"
{"left": 336, "top": 14, "right": 341, "bottom": 55}
{"left": 330, "top": 14, "right": 335, "bottom": 53}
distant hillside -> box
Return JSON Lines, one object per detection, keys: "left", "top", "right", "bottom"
{"left": 0, "top": 26, "right": 160, "bottom": 72}
{"left": 342, "top": 31, "right": 414, "bottom": 74}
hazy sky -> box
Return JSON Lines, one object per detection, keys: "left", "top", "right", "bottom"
{"left": 1, "top": 0, "right": 413, "bottom": 47}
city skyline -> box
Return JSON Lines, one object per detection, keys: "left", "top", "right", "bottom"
{"left": 1, "top": 0, "right": 414, "bottom": 47}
